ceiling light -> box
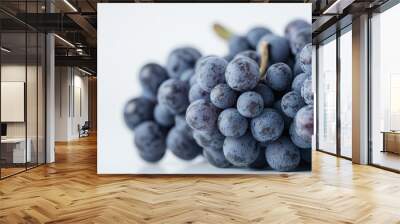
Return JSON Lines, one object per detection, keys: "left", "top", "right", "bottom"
{"left": 54, "top": 34, "right": 75, "bottom": 48}
{"left": 78, "top": 67, "right": 93, "bottom": 76}
{"left": 323, "top": 0, "right": 354, "bottom": 15}
{"left": 1, "top": 47, "right": 11, "bottom": 53}
{"left": 63, "top": 0, "right": 78, "bottom": 12}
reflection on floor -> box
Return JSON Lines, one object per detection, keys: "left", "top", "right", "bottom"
{"left": 0, "top": 135, "right": 400, "bottom": 223}
{"left": 373, "top": 150, "right": 400, "bottom": 171}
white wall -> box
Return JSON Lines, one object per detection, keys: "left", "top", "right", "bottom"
{"left": 55, "top": 67, "right": 89, "bottom": 141}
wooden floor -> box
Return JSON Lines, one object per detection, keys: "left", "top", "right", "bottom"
{"left": 1, "top": 135, "right": 400, "bottom": 224}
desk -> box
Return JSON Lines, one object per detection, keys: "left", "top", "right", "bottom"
{"left": 381, "top": 131, "right": 400, "bottom": 154}
{"left": 1, "top": 138, "right": 31, "bottom": 163}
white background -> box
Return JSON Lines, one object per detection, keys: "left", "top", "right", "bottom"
{"left": 98, "top": 3, "right": 311, "bottom": 174}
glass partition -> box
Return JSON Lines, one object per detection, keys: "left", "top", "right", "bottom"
{"left": 370, "top": 4, "right": 400, "bottom": 171}
{"left": 0, "top": 2, "right": 46, "bottom": 179}
{"left": 317, "top": 36, "right": 337, "bottom": 154}
{"left": 339, "top": 28, "right": 352, "bottom": 158}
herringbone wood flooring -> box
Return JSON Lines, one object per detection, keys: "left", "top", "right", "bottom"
{"left": 1, "top": 134, "right": 400, "bottom": 224}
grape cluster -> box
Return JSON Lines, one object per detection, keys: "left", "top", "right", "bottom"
{"left": 123, "top": 19, "right": 313, "bottom": 172}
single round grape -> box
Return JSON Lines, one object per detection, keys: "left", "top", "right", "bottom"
{"left": 210, "top": 83, "right": 238, "bottom": 109}
{"left": 294, "top": 105, "right": 314, "bottom": 142}
{"left": 134, "top": 121, "right": 166, "bottom": 162}
{"left": 264, "top": 62, "right": 293, "bottom": 92}
{"left": 249, "top": 143, "right": 268, "bottom": 169}
{"left": 292, "top": 73, "right": 309, "bottom": 93}
{"left": 193, "top": 129, "right": 225, "bottom": 149}
{"left": 189, "top": 83, "right": 210, "bottom": 103}
{"left": 246, "top": 26, "right": 272, "bottom": 49}
{"left": 299, "top": 43, "right": 312, "bottom": 74}
{"left": 250, "top": 108, "right": 284, "bottom": 142}
{"left": 301, "top": 76, "right": 313, "bottom": 105}
{"left": 180, "top": 69, "right": 195, "bottom": 83}
{"left": 257, "top": 34, "right": 290, "bottom": 63}
{"left": 139, "top": 63, "right": 169, "bottom": 100}
{"left": 153, "top": 104, "right": 175, "bottom": 127}
{"left": 273, "top": 100, "right": 293, "bottom": 131}
{"left": 281, "top": 91, "right": 305, "bottom": 118}
{"left": 123, "top": 97, "right": 155, "bottom": 130}
{"left": 237, "top": 91, "right": 264, "bottom": 118}
{"left": 196, "top": 56, "right": 228, "bottom": 92}
{"left": 289, "top": 122, "right": 311, "bottom": 149}
{"left": 225, "top": 56, "right": 259, "bottom": 91}
{"left": 218, "top": 108, "right": 248, "bottom": 137}
{"left": 167, "top": 126, "right": 202, "bottom": 160}
{"left": 157, "top": 79, "right": 189, "bottom": 114}
{"left": 254, "top": 83, "right": 275, "bottom": 107}
{"left": 203, "top": 147, "right": 231, "bottom": 168}
{"left": 228, "top": 35, "right": 251, "bottom": 56}
{"left": 284, "top": 19, "right": 311, "bottom": 42}
{"left": 265, "top": 136, "right": 301, "bottom": 171}
{"left": 166, "top": 47, "right": 201, "bottom": 79}
{"left": 235, "top": 50, "right": 260, "bottom": 65}
{"left": 300, "top": 148, "right": 311, "bottom": 163}
{"left": 223, "top": 132, "right": 259, "bottom": 167}
{"left": 290, "top": 27, "right": 311, "bottom": 55}
{"left": 186, "top": 99, "right": 219, "bottom": 131}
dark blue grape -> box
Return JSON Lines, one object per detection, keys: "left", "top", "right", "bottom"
{"left": 203, "top": 147, "right": 231, "bottom": 168}
{"left": 250, "top": 108, "right": 284, "bottom": 142}
{"left": 289, "top": 122, "right": 311, "bottom": 149}
{"left": 223, "top": 132, "right": 259, "bottom": 167}
{"left": 180, "top": 69, "right": 195, "bottom": 83}
{"left": 223, "top": 54, "right": 235, "bottom": 62}
{"left": 237, "top": 91, "right": 264, "bottom": 118}
{"left": 246, "top": 27, "right": 272, "bottom": 49}
{"left": 228, "top": 35, "right": 251, "bottom": 56}
{"left": 299, "top": 43, "right": 312, "bottom": 74}
{"left": 153, "top": 104, "right": 175, "bottom": 127}
{"left": 193, "top": 129, "right": 225, "bottom": 149}
{"left": 157, "top": 79, "right": 189, "bottom": 114}
{"left": 134, "top": 121, "right": 166, "bottom": 162}
{"left": 300, "top": 148, "right": 311, "bottom": 163}
{"left": 292, "top": 73, "right": 309, "bottom": 93}
{"left": 166, "top": 47, "right": 201, "bottom": 78}
{"left": 123, "top": 97, "right": 155, "bottom": 130}
{"left": 196, "top": 56, "right": 228, "bottom": 92}
{"left": 281, "top": 91, "right": 305, "bottom": 118}
{"left": 301, "top": 76, "right": 313, "bottom": 105}
{"left": 139, "top": 63, "right": 169, "bottom": 100}
{"left": 254, "top": 83, "right": 275, "bottom": 107}
{"left": 235, "top": 50, "right": 260, "bottom": 65}
{"left": 294, "top": 105, "right": 314, "bottom": 142}
{"left": 189, "top": 83, "right": 210, "bottom": 103}
{"left": 186, "top": 99, "right": 219, "bottom": 131}
{"left": 264, "top": 62, "right": 292, "bottom": 92}
{"left": 218, "top": 108, "right": 248, "bottom": 137}
{"left": 290, "top": 27, "right": 311, "bottom": 55}
{"left": 273, "top": 100, "right": 293, "bottom": 131}
{"left": 257, "top": 34, "right": 290, "bottom": 63}
{"left": 225, "top": 56, "right": 259, "bottom": 91}
{"left": 167, "top": 126, "right": 202, "bottom": 160}
{"left": 285, "top": 19, "right": 311, "bottom": 42}
{"left": 249, "top": 143, "right": 268, "bottom": 169}
{"left": 265, "top": 136, "right": 301, "bottom": 171}
{"left": 210, "top": 83, "right": 238, "bottom": 109}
